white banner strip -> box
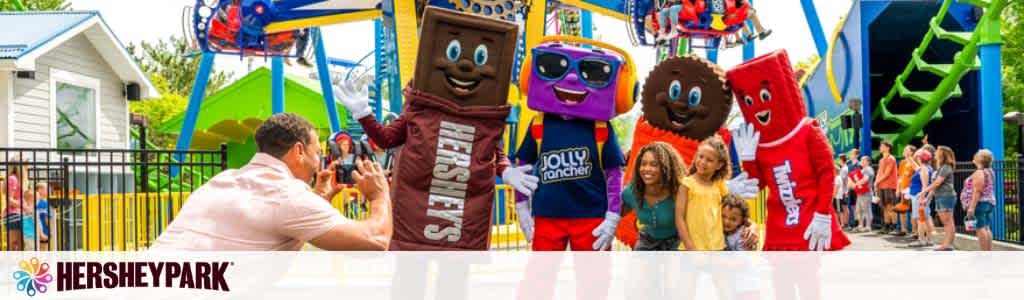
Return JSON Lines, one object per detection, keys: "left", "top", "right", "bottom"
{"left": 3, "top": 252, "right": 1023, "bottom": 300}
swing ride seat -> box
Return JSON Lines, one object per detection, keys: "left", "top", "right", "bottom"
{"left": 192, "top": 0, "right": 309, "bottom": 58}
{"left": 644, "top": 0, "right": 750, "bottom": 47}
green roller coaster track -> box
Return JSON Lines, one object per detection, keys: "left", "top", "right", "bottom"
{"left": 872, "top": 0, "right": 1008, "bottom": 153}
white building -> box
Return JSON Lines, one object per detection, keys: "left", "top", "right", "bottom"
{"left": 0, "top": 11, "right": 158, "bottom": 149}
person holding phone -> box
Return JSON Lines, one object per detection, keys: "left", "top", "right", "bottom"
{"left": 152, "top": 113, "right": 393, "bottom": 251}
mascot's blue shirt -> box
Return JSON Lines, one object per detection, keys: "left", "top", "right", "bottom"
{"left": 515, "top": 115, "right": 625, "bottom": 218}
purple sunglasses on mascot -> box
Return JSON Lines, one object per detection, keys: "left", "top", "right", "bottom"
{"left": 526, "top": 43, "right": 625, "bottom": 121}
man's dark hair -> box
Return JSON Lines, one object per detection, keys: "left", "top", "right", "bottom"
{"left": 254, "top": 113, "right": 316, "bottom": 158}
{"left": 880, "top": 140, "right": 892, "bottom": 149}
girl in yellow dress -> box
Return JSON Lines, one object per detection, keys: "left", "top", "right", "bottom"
{"left": 676, "top": 136, "right": 733, "bottom": 250}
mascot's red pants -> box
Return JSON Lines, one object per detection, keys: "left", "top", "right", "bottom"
{"left": 532, "top": 217, "right": 603, "bottom": 251}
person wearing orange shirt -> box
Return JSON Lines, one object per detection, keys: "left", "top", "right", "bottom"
{"left": 894, "top": 145, "right": 919, "bottom": 236}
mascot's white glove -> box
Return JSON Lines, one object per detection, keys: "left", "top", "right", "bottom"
{"left": 333, "top": 78, "right": 372, "bottom": 120}
{"left": 802, "top": 212, "right": 833, "bottom": 251}
{"left": 502, "top": 165, "right": 539, "bottom": 198}
{"left": 727, "top": 172, "right": 760, "bottom": 199}
{"left": 515, "top": 201, "right": 535, "bottom": 242}
{"left": 592, "top": 212, "right": 621, "bottom": 251}
{"left": 731, "top": 123, "right": 761, "bottom": 162}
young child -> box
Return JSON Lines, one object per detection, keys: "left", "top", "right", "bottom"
{"left": 35, "top": 182, "right": 49, "bottom": 251}
{"left": 853, "top": 156, "right": 875, "bottom": 233}
{"left": 21, "top": 182, "right": 36, "bottom": 251}
{"left": 723, "top": 193, "right": 752, "bottom": 251}
{"left": 677, "top": 136, "right": 732, "bottom": 250}
{"left": 835, "top": 155, "right": 850, "bottom": 229}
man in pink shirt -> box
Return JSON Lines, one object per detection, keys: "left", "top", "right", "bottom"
{"left": 152, "top": 113, "right": 392, "bottom": 251}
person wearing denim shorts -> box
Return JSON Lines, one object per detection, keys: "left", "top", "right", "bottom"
{"left": 922, "top": 146, "right": 957, "bottom": 250}
{"left": 966, "top": 149, "right": 997, "bottom": 251}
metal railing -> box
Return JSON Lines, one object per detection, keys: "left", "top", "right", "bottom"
{"left": 2, "top": 144, "right": 773, "bottom": 251}
{"left": 1, "top": 146, "right": 227, "bottom": 251}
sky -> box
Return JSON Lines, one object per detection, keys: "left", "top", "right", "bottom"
{"left": 72, "top": 0, "right": 850, "bottom": 83}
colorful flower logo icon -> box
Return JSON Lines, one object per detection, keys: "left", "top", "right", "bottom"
{"left": 12, "top": 257, "right": 53, "bottom": 297}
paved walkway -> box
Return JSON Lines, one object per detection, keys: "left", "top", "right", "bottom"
{"left": 844, "top": 229, "right": 942, "bottom": 251}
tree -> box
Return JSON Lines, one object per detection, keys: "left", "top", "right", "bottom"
{"left": 127, "top": 35, "right": 235, "bottom": 149}
{"left": 0, "top": 0, "right": 69, "bottom": 11}
{"left": 128, "top": 75, "right": 188, "bottom": 149}
{"left": 127, "top": 35, "right": 233, "bottom": 98}
{"left": 1003, "top": 2, "right": 1022, "bottom": 158}
{"left": 611, "top": 106, "right": 640, "bottom": 154}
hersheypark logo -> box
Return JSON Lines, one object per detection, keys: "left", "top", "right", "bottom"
{"left": 11, "top": 257, "right": 232, "bottom": 296}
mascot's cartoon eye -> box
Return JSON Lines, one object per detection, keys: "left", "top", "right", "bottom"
{"left": 535, "top": 52, "right": 570, "bottom": 79}
{"left": 578, "top": 59, "right": 613, "bottom": 86}
{"left": 743, "top": 95, "right": 754, "bottom": 106}
{"left": 688, "top": 86, "right": 702, "bottom": 106}
{"left": 759, "top": 88, "right": 772, "bottom": 102}
{"left": 446, "top": 40, "right": 461, "bottom": 62}
{"left": 474, "top": 45, "right": 488, "bottom": 65}
{"left": 668, "top": 80, "right": 683, "bottom": 101}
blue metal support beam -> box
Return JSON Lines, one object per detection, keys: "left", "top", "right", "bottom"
{"left": 313, "top": 28, "right": 343, "bottom": 132}
{"left": 980, "top": 43, "right": 1006, "bottom": 239}
{"left": 581, "top": 10, "right": 593, "bottom": 39}
{"left": 271, "top": 57, "right": 286, "bottom": 114}
{"left": 373, "top": 19, "right": 384, "bottom": 120}
{"left": 742, "top": 0, "right": 755, "bottom": 61}
{"left": 174, "top": 52, "right": 215, "bottom": 153}
{"left": 173, "top": 51, "right": 216, "bottom": 177}
{"left": 799, "top": 0, "right": 829, "bottom": 57}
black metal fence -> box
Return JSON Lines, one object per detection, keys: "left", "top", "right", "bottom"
{"left": 1, "top": 145, "right": 227, "bottom": 251}
{"left": 833, "top": 158, "right": 1021, "bottom": 246}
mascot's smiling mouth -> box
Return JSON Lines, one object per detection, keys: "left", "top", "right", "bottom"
{"left": 553, "top": 86, "right": 588, "bottom": 105}
{"left": 445, "top": 75, "right": 480, "bottom": 95}
{"left": 755, "top": 110, "right": 771, "bottom": 125}
{"left": 668, "top": 111, "right": 693, "bottom": 128}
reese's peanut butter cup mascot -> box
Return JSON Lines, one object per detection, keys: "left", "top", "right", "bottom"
{"left": 334, "top": 7, "right": 526, "bottom": 250}
{"left": 726, "top": 50, "right": 849, "bottom": 251}
{"left": 509, "top": 36, "right": 636, "bottom": 251}
{"left": 628, "top": 55, "right": 732, "bottom": 175}
{"left": 615, "top": 55, "right": 760, "bottom": 248}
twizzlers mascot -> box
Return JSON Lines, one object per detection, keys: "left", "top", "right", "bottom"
{"left": 726, "top": 50, "right": 849, "bottom": 251}
{"left": 616, "top": 55, "right": 760, "bottom": 247}
{"left": 508, "top": 35, "right": 636, "bottom": 251}
{"left": 334, "top": 7, "right": 527, "bottom": 250}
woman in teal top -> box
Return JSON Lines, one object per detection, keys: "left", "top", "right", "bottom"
{"left": 622, "top": 142, "right": 688, "bottom": 251}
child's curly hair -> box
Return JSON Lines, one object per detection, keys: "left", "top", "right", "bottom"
{"left": 688, "top": 135, "right": 732, "bottom": 183}
{"left": 722, "top": 193, "right": 751, "bottom": 227}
